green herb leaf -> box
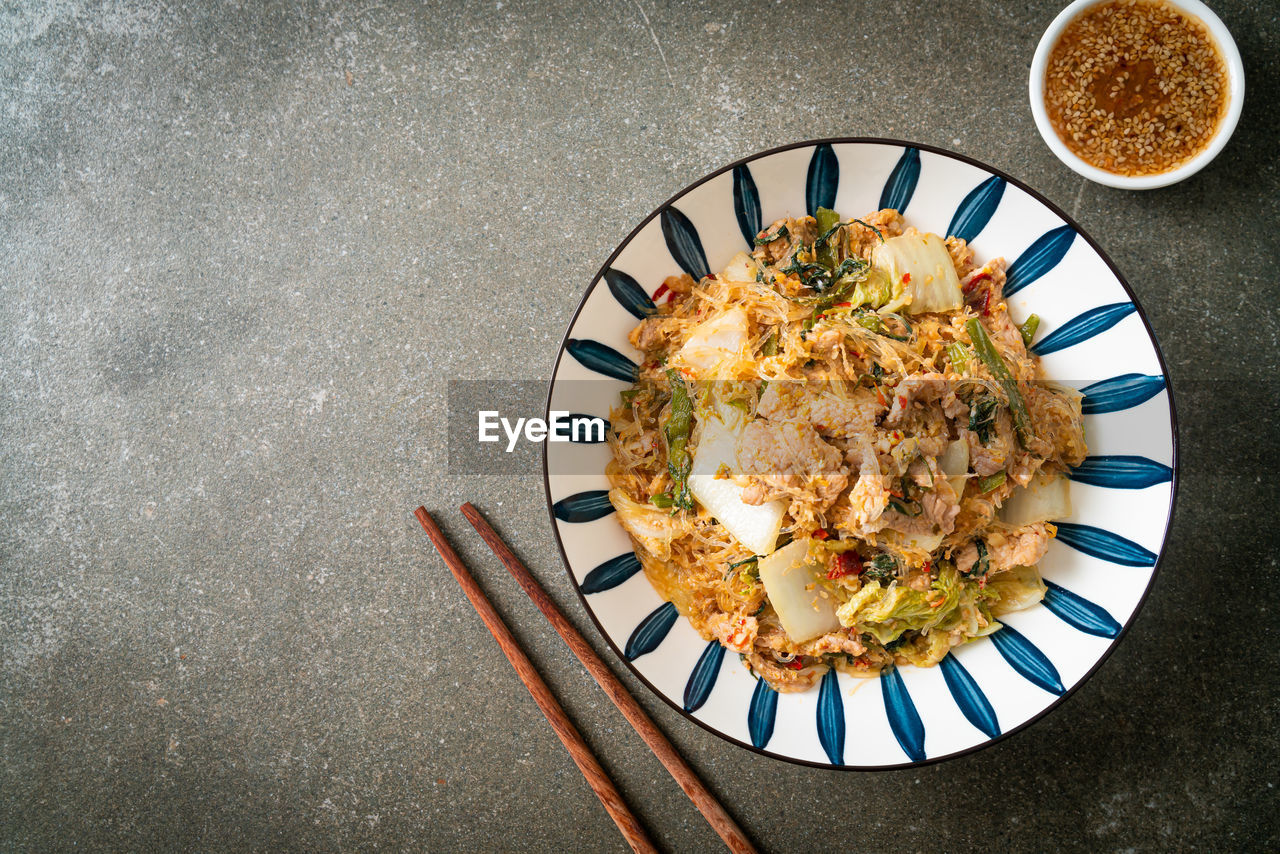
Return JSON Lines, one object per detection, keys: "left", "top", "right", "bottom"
{"left": 753, "top": 224, "right": 789, "bottom": 246}
{"left": 864, "top": 553, "right": 898, "bottom": 583}
{"left": 851, "top": 218, "right": 885, "bottom": 243}
{"left": 966, "top": 539, "right": 990, "bottom": 578}
{"left": 968, "top": 395, "right": 999, "bottom": 445}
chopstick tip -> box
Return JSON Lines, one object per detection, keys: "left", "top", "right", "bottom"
{"left": 413, "top": 506, "right": 434, "bottom": 529}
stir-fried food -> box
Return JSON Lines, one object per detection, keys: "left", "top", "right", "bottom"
{"left": 607, "top": 207, "right": 1086, "bottom": 692}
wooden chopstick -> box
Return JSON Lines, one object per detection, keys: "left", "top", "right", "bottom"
{"left": 413, "top": 507, "right": 658, "bottom": 854}
{"left": 459, "top": 502, "right": 758, "bottom": 854}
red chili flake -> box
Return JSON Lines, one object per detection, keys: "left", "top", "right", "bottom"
{"left": 814, "top": 423, "right": 826, "bottom": 432}
{"left": 827, "top": 551, "right": 864, "bottom": 580}
{"left": 652, "top": 283, "right": 670, "bottom": 301}
{"left": 875, "top": 387, "right": 887, "bottom": 407}
{"left": 812, "top": 529, "right": 829, "bottom": 541}
{"left": 963, "top": 272, "right": 991, "bottom": 295}
{"left": 835, "top": 301, "right": 852, "bottom": 307}
{"left": 897, "top": 395, "right": 907, "bottom": 408}
{"left": 922, "top": 560, "right": 933, "bottom": 573}
{"left": 787, "top": 658, "right": 805, "bottom": 671}
{"left": 902, "top": 273, "right": 912, "bottom": 284}
{"left": 980, "top": 290, "right": 992, "bottom": 315}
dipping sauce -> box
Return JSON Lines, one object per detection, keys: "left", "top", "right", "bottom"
{"left": 1044, "top": 0, "right": 1228, "bottom": 176}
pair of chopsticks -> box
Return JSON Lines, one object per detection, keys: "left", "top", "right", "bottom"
{"left": 415, "top": 504, "right": 756, "bottom": 854}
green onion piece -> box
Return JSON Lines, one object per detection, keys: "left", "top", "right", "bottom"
{"left": 855, "top": 314, "right": 885, "bottom": 334}
{"left": 620, "top": 388, "right": 641, "bottom": 405}
{"left": 814, "top": 207, "right": 842, "bottom": 268}
{"left": 965, "top": 319, "right": 1034, "bottom": 447}
{"left": 978, "top": 471, "right": 1006, "bottom": 493}
{"left": 946, "top": 342, "right": 970, "bottom": 369}
{"left": 814, "top": 207, "right": 841, "bottom": 238}
{"left": 649, "top": 493, "right": 675, "bottom": 508}
{"left": 1019, "top": 314, "right": 1041, "bottom": 348}
{"left": 753, "top": 224, "right": 789, "bottom": 246}
{"left": 663, "top": 369, "right": 695, "bottom": 511}
{"left": 761, "top": 332, "right": 777, "bottom": 357}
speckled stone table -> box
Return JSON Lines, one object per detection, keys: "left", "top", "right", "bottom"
{"left": 2, "top": 1, "right": 1277, "bottom": 851}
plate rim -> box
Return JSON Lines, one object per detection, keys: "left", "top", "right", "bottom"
{"left": 540, "top": 136, "right": 1180, "bottom": 770}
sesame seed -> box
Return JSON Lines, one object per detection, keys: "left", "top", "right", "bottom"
{"left": 1043, "top": 0, "right": 1229, "bottom": 176}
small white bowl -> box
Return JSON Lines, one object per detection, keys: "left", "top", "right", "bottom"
{"left": 1029, "top": 0, "right": 1245, "bottom": 190}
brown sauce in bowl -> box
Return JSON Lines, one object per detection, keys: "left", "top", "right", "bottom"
{"left": 1044, "top": 0, "right": 1229, "bottom": 176}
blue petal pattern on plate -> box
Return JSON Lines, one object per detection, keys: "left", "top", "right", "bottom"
{"left": 805, "top": 143, "right": 839, "bottom": 216}
{"left": 564, "top": 413, "right": 609, "bottom": 444}
{"left": 1080, "top": 374, "right": 1166, "bottom": 414}
{"left": 940, "top": 654, "right": 1000, "bottom": 740}
{"left": 990, "top": 625, "right": 1065, "bottom": 695}
{"left": 1032, "top": 302, "right": 1136, "bottom": 355}
{"left": 1055, "top": 522, "right": 1158, "bottom": 567}
{"left": 683, "top": 640, "right": 726, "bottom": 712}
{"left": 1004, "top": 225, "right": 1076, "bottom": 296}
{"left": 551, "top": 490, "right": 614, "bottom": 523}
{"left": 747, "top": 679, "right": 778, "bottom": 749}
{"left": 882, "top": 667, "right": 926, "bottom": 762}
{"left": 733, "top": 164, "right": 762, "bottom": 246}
{"left": 816, "top": 668, "right": 845, "bottom": 765}
{"left": 603, "top": 268, "right": 655, "bottom": 320}
{"left": 566, "top": 338, "right": 637, "bottom": 382}
{"left": 1070, "top": 455, "right": 1173, "bottom": 489}
{"left": 624, "top": 602, "right": 678, "bottom": 660}
{"left": 879, "top": 147, "right": 920, "bottom": 213}
{"left": 947, "top": 176, "right": 1006, "bottom": 243}
{"left": 1043, "top": 580, "right": 1122, "bottom": 639}
{"left": 661, "top": 206, "right": 711, "bottom": 281}
{"left": 579, "top": 553, "right": 642, "bottom": 594}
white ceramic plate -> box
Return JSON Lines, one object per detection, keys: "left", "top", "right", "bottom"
{"left": 543, "top": 139, "right": 1177, "bottom": 769}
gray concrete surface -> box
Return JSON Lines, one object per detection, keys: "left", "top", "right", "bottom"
{"left": 2, "top": 0, "right": 1277, "bottom": 851}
